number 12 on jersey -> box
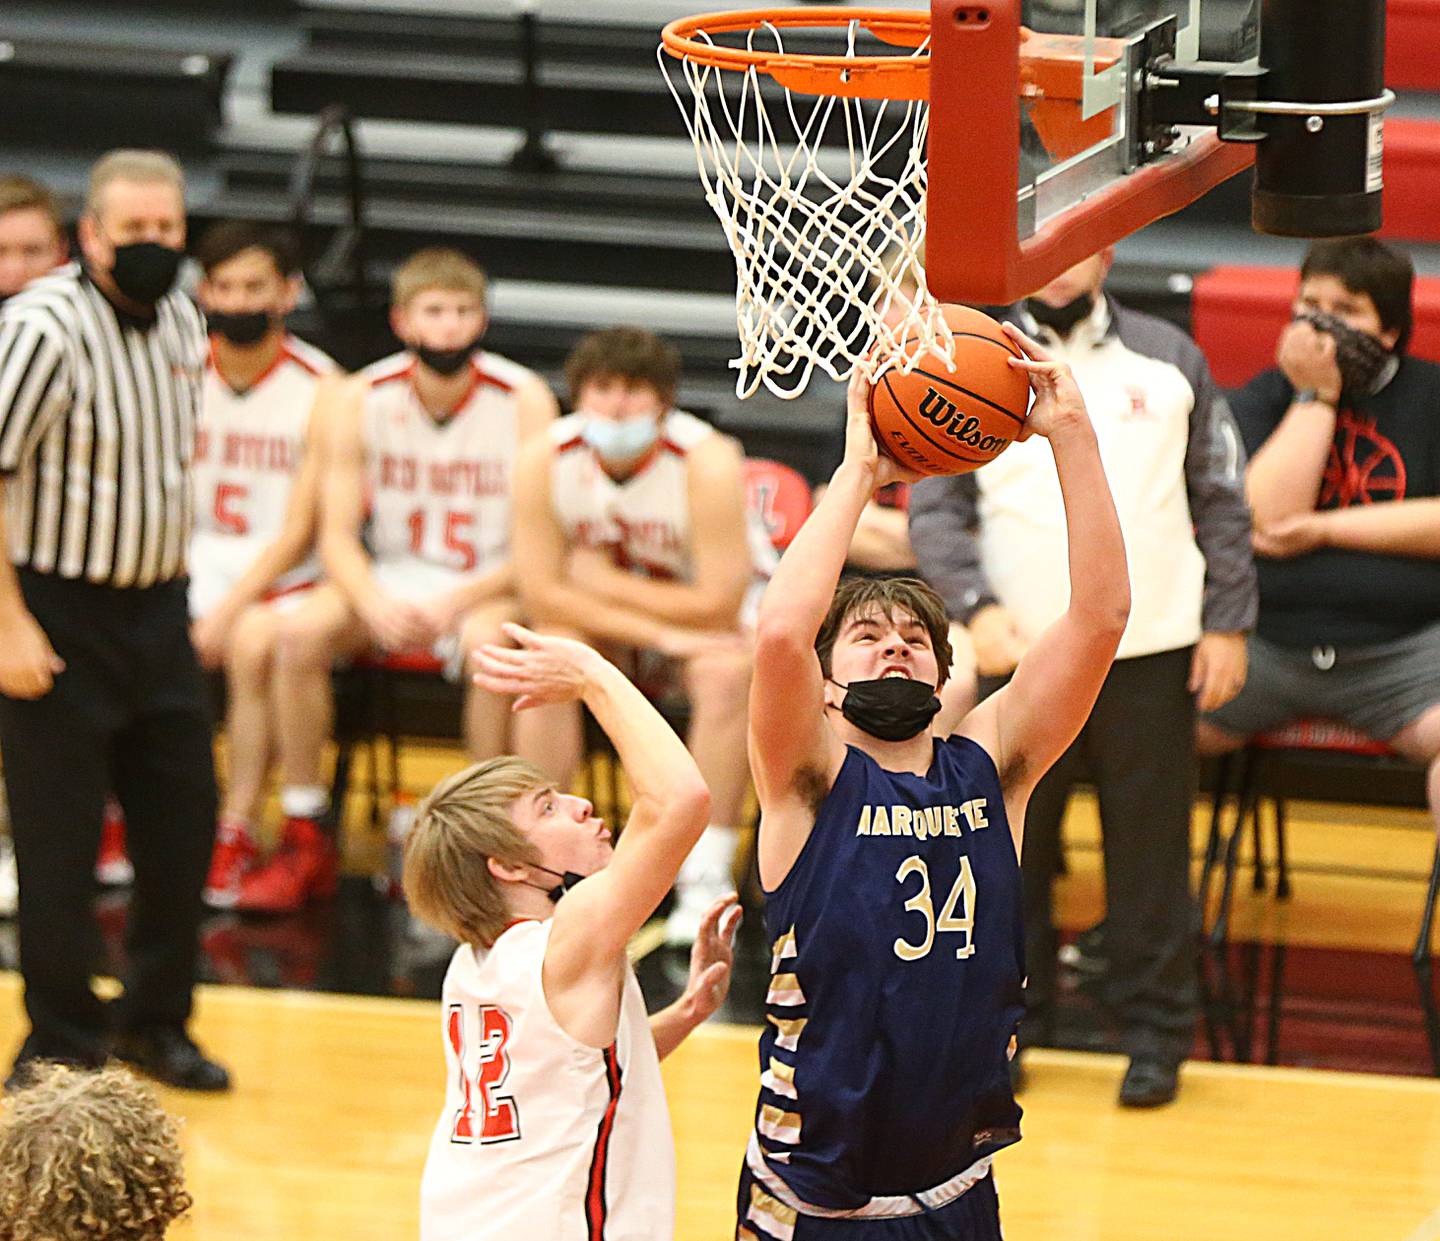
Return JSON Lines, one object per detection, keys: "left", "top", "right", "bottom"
{"left": 448, "top": 1003, "right": 521, "bottom": 1145}
{"left": 893, "top": 855, "right": 977, "bottom": 962}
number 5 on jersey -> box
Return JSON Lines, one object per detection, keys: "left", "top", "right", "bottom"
{"left": 448, "top": 1003, "right": 521, "bottom": 1144}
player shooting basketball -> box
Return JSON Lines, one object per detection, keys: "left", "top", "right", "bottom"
{"left": 738, "top": 325, "right": 1129, "bottom": 1239}
{"left": 406, "top": 624, "right": 742, "bottom": 1241}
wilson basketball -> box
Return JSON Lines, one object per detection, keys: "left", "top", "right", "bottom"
{"left": 868, "top": 304, "right": 1031, "bottom": 476}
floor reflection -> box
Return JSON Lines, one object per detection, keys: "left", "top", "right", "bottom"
{"left": 48, "top": 881, "right": 1440, "bottom": 1079}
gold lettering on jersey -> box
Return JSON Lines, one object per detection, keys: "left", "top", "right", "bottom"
{"left": 856, "top": 799, "right": 990, "bottom": 838}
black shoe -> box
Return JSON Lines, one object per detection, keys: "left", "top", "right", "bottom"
{"left": 1118, "top": 1055, "right": 1180, "bottom": 1108}
{"left": 1058, "top": 920, "right": 1109, "bottom": 981}
{"left": 113, "top": 1028, "right": 231, "bottom": 1093}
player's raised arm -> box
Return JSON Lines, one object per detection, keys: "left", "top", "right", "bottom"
{"left": 750, "top": 373, "right": 920, "bottom": 807}
{"left": 959, "top": 325, "right": 1130, "bottom": 824}
{"left": 471, "top": 625, "right": 710, "bottom": 1039}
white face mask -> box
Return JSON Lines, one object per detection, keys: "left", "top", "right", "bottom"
{"left": 579, "top": 412, "right": 660, "bottom": 463}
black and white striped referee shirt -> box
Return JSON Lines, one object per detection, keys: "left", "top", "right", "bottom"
{"left": 0, "top": 262, "right": 205, "bottom": 589}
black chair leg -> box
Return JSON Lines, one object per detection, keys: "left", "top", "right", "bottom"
{"left": 1210, "top": 751, "right": 1263, "bottom": 948}
{"left": 1413, "top": 837, "right": 1440, "bottom": 1077}
{"left": 1273, "top": 793, "right": 1292, "bottom": 900}
{"left": 1199, "top": 751, "right": 1237, "bottom": 912}
{"left": 1250, "top": 791, "right": 1268, "bottom": 893}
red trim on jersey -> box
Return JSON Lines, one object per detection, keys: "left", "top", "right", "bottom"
{"left": 370, "top": 360, "right": 416, "bottom": 388}
{"left": 658, "top": 437, "right": 686, "bottom": 457}
{"left": 556, "top": 434, "right": 588, "bottom": 455}
{"left": 434, "top": 365, "right": 485, "bottom": 422}
{"left": 585, "top": 1045, "right": 623, "bottom": 1240}
{"left": 282, "top": 336, "right": 325, "bottom": 377}
{"left": 472, "top": 355, "right": 515, "bottom": 395}
{"left": 207, "top": 335, "right": 302, "bottom": 394}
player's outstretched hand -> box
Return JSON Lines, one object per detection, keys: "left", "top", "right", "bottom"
{"left": 844, "top": 369, "right": 925, "bottom": 489}
{"left": 472, "top": 622, "right": 602, "bottom": 711}
{"left": 1001, "top": 323, "right": 1090, "bottom": 442}
{"left": 675, "top": 893, "right": 743, "bottom": 1026}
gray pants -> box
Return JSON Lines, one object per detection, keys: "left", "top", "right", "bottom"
{"left": 994, "top": 645, "right": 1199, "bottom": 1061}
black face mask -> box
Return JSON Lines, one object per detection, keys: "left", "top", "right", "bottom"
{"left": 1025, "top": 291, "right": 1095, "bottom": 338}
{"left": 830, "top": 677, "right": 941, "bottom": 742}
{"left": 415, "top": 338, "right": 480, "bottom": 378}
{"left": 109, "top": 241, "right": 183, "bottom": 306}
{"left": 208, "top": 309, "right": 274, "bottom": 347}
{"left": 528, "top": 864, "right": 586, "bottom": 904}
{"left": 1295, "top": 308, "right": 1394, "bottom": 400}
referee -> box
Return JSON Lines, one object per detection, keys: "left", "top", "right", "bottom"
{"left": 0, "top": 150, "right": 228, "bottom": 1091}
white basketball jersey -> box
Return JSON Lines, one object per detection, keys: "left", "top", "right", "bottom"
{"left": 421, "top": 919, "right": 675, "bottom": 1241}
{"left": 190, "top": 335, "right": 334, "bottom": 593}
{"left": 549, "top": 409, "right": 777, "bottom": 586}
{"left": 361, "top": 350, "right": 530, "bottom": 580}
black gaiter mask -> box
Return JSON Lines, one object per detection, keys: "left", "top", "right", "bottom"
{"left": 415, "top": 339, "right": 480, "bottom": 378}
{"left": 1025, "top": 291, "right": 1094, "bottom": 338}
{"left": 208, "top": 309, "right": 273, "bottom": 347}
{"left": 830, "top": 677, "right": 941, "bottom": 742}
{"left": 1295, "top": 309, "right": 1394, "bottom": 400}
{"left": 109, "top": 241, "right": 183, "bottom": 305}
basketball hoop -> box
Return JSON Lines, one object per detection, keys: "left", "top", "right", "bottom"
{"left": 660, "top": 8, "right": 953, "bottom": 400}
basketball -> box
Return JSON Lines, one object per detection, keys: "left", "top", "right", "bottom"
{"left": 867, "top": 304, "right": 1031, "bottom": 477}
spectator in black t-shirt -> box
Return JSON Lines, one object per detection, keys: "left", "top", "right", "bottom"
{"left": 1199, "top": 239, "right": 1440, "bottom": 807}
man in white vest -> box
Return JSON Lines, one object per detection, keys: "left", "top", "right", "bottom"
{"left": 910, "top": 248, "right": 1258, "bottom": 1107}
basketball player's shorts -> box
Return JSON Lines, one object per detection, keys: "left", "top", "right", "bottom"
{"left": 1203, "top": 621, "right": 1440, "bottom": 743}
{"left": 736, "top": 1165, "right": 1004, "bottom": 1241}
{"left": 369, "top": 557, "right": 490, "bottom": 680}
{"left": 187, "top": 534, "right": 318, "bottom": 619}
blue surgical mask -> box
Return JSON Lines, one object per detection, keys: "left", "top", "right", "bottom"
{"left": 580, "top": 412, "right": 660, "bottom": 463}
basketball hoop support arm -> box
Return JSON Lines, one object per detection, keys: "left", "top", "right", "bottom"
{"left": 925, "top": 0, "right": 1392, "bottom": 306}
{"left": 926, "top": 0, "right": 1254, "bottom": 307}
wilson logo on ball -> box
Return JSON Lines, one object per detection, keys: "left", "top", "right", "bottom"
{"left": 919, "top": 387, "right": 1011, "bottom": 454}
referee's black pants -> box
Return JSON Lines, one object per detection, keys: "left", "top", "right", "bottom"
{"left": 0, "top": 571, "right": 217, "bottom": 1066}
{"left": 991, "top": 645, "right": 1200, "bottom": 1062}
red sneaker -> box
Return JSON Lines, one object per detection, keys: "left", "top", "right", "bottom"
{"left": 235, "top": 817, "right": 338, "bottom": 914}
{"left": 95, "top": 802, "right": 134, "bottom": 886}
{"left": 203, "top": 819, "right": 260, "bottom": 910}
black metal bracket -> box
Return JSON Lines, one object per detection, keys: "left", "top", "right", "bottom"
{"left": 1145, "top": 57, "right": 1267, "bottom": 142}
{"left": 288, "top": 104, "right": 371, "bottom": 313}
{"left": 509, "top": 7, "right": 560, "bottom": 174}
{"left": 1123, "top": 13, "right": 1265, "bottom": 167}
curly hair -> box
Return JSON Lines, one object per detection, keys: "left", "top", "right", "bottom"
{"left": 0, "top": 1062, "right": 192, "bottom": 1241}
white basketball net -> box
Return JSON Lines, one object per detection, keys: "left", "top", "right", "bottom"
{"left": 661, "top": 20, "right": 954, "bottom": 400}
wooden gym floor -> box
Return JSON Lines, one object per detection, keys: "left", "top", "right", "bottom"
{"left": 0, "top": 975, "right": 1436, "bottom": 1241}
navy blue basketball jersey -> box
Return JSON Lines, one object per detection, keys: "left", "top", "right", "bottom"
{"left": 748, "top": 735, "right": 1025, "bottom": 1212}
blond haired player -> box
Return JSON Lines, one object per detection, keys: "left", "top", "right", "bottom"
{"left": 410, "top": 624, "right": 741, "bottom": 1241}
{"left": 512, "top": 326, "right": 773, "bottom": 946}
{"left": 186, "top": 221, "right": 339, "bottom": 908}
{"left": 240, "top": 249, "right": 558, "bottom": 913}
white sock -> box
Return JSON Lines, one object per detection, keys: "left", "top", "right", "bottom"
{"left": 280, "top": 785, "right": 329, "bottom": 820}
